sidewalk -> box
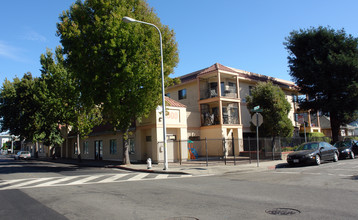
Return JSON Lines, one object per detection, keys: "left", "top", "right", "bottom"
{"left": 39, "top": 157, "right": 288, "bottom": 175}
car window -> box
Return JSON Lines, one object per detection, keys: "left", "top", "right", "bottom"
{"left": 296, "top": 143, "right": 319, "bottom": 151}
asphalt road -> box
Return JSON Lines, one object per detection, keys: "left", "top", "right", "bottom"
{"left": 0, "top": 155, "right": 357, "bottom": 220}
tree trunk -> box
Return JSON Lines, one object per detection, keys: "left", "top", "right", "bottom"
{"left": 330, "top": 112, "right": 341, "bottom": 144}
{"left": 122, "top": 130, "right": 131, "bottom": 165}
{"left": 77, "top": 133, "right": 82, "bottom": 162}
{"left": 35, "top": 142, "right": 39, "bottom": 158}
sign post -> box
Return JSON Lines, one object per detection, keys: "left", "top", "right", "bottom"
{"left": 251, "top": 106, "right": 263, "bottom": 167}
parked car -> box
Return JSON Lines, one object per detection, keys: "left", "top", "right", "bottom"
{"left": 14, "top": 151, "right": 31, "bottom": 160}
{"left": 287, "top": 142, "right": 339, "bottom": 166}
{"left": 333, "top": 140, "right": 358, "bottom": 159}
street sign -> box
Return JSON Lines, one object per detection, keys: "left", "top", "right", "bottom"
{"left": 251, "top": 113, "right": 263, "bottom": 126}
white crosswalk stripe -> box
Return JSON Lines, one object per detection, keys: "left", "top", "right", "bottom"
{"left": 97, "top": 174, "right": 129, "bottom": 183}
{"left": 0, "top": 173, "right": 195, "bottom": 191}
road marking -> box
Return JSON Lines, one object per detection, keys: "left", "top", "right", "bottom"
{"left": 0, "top": 173, "right": 199, "bottom": 191}
{"left": 36, "top": 176, "right": 79, "bottom": 187}
{"left": 68, "top": 175, "right": 105, "bottom": 185}
{"left": 155, "top": 174, "right": 169, "bottom": 179}
{"left": 127, "top": 173, "right": 150, "bottom": 181}
{"left": 4, "top": 177, "right": 54, "bottom": 189}
{"left": 97, "top": 174, "right": 129, "bottom": 183}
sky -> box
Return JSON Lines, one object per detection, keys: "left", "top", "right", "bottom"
{"left": 1, "top": 0, "right": 358, "bottom": 85}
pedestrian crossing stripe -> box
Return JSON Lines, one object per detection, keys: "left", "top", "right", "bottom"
{"left": 0, "top": 173, "right": 196, "bottom": 191}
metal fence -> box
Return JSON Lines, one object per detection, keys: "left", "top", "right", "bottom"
{"left": 159, "top": 135, "right": 337, "bottom": 166}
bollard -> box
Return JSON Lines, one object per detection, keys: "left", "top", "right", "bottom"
{"left": 146, "top": 158, "right": 152, "bottom": 169}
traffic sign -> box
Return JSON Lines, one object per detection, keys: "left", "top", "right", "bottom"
{"left": 251, "top": 113, "right": 263, "bottom": 126}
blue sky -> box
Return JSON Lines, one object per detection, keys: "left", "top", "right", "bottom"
{"left": 1, "top": 0, "right": 358, "bottom": 84}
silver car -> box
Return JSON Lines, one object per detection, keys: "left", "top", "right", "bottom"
{"left": 14, "top": 151, "right": 31, "bottom": 160}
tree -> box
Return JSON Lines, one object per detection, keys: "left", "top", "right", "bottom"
{"left": 246, "top": 82, "right": 293, "bottom": 139}
{"left": 39, "top": 47, "right": 102, "bottom": 160}
{"left": 0, "top": 74, "right": 46, "bottom": 157}
{"left": 285, "top": 26, "right": 358, "bottom": 143}
{"left": 57, "top": 0, "right": 179, "bottom": 164}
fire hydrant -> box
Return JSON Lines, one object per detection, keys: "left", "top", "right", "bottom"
{"left": 146, "top": 158, "right": 152, "bottom": 169}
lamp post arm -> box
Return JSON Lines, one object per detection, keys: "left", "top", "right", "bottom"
{"left": 122, "top": 17, "right": 168, "bottom": 170}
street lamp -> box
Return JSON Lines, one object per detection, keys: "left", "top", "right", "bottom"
{"left": 122, "top": 16, "right": 169, "bottom": 170}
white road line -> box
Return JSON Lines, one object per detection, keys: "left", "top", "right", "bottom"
{"left": 98, "top": 174, "right": 129, "bottom": 183}
{"left": 4, "top": 177, "right": 54, "bottom": 189}
{"left": 36, "top": 176, "right": 79, "bottom": 187}
{"left": 155, "top": 174, "right": 169, "bottom": 179}
{"left": 68, "top": 175, "right": 105, "bottom": 185}
{"left": 0, "top": 173, "right": 209, "bottom": 191}
{"left": 0, "top": 179, "right": 29, "bottom": 187}
{"left": 127, "top": 173, "right": 150, "bottom": 181}
{"left": 339, "top": 174, "right": 353, "bottom": 177}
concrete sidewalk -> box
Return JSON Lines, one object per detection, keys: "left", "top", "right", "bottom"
{"left": 39, "top": 157, "right": 288, "bottom": 175}
{"left": 109, "top": 160, "right": 287, "bottom": 175}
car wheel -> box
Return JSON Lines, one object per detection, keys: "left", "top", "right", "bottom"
{"left": 315, "top": 154, "right": 321, "bottom": 165}
{"left": 350, "top": 151, "right": 355, "bottom": 159}
{"left": 333, "top": 152, "right": 338, "bottom": 162}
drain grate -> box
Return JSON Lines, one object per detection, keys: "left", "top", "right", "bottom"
{"left": 265, "top": 208, "right": 301, "bottom": 216}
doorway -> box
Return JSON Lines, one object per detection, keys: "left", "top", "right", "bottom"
{"left": 94, "top": 140, "right": 103, "bottom": 160}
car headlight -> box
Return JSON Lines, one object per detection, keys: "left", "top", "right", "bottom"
{"left": 341, "top": 149, "right": 350, "bottom": 153}
{"left": 306, "top": 153, "right": 315, "bottom": 158}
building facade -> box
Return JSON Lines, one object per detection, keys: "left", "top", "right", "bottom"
{"left": 165, "top": 63, "right": 300, "bottom": 155}
{"left": 60, "top": 63, "right": 302, "bottom": 161}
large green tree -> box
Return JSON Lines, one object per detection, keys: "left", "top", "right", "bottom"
{"left": 0, "top": 74, "right": 47, "bottom": 157}
{"left": 40, "top": 47, "right": 102, "bottom": 160}
{"left": 285, "top": 26, "right": 358, "bottom": 143}
{"left": 57, "top": 0, "right": 179, "bottom": 164}
{"left": 246, "top": 82, "right": 294, "bottom": 139}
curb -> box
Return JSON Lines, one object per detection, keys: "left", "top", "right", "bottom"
{"left": 106, "top": 165, "right": 190, "bottom": 175}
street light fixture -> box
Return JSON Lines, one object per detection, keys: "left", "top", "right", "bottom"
{"left": 122, "top": 16, "right": 169, "bottom": 170}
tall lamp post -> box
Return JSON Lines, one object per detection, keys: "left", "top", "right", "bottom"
{"left": 122, "top": 16, "right": 168, "bottom": 170}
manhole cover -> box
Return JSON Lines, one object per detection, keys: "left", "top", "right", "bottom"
{"left": 165, "top": 217, "right": 199, "bottom": 220}
{"left": 265, "top": 208, "right": 301, "bottom": 215}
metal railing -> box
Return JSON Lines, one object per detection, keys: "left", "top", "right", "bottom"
{"left": 157, "top": 135, "right": 335, "bottom": 166}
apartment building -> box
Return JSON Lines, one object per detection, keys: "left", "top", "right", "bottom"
{"left": 166, "top": 63, "right": 300, "bottom": 155}
{"left": 61, "top": 63, "right": 303, "bottom": 162}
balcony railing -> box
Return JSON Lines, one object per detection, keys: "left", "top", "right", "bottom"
{"left": 200, "top": 87, "right": 237, "bottom": 100}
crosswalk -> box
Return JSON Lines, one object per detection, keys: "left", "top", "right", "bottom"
{"left": 0, "top": 173, "right": 193, "bottom": 191}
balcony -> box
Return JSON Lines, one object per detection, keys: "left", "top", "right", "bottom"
{"left": 199, "top": 80, "right": 238, "bottom": 100}
{"left": 201, "top": 103, "right": 239, "bottom": 126}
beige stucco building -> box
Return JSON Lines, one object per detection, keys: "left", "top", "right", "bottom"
{"left": 61, "top": 63, "right": 302, "bottom": 162}
{"left": 63, "top": 97, "right": 188, "bottom": 163}
{"left": 165, "top": 63, "right": 300, "bottom": 155}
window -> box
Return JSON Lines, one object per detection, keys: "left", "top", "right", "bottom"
{"left": 74, "top": 142, "right": 78, "bottom": 155}
{"left": 249, "top": 86, "right": 254, "bottom": 96}
{"left": 110, "top": 139, "right": 117, "bottom": 155}
{"left": 178, "top": 89, "right": 187, "bottom": 100}
{"left": 129, "top": 138, "right": 135, "bottom": 154}
{"left": 83, "top": 141, "right": 89, "bottom": 154}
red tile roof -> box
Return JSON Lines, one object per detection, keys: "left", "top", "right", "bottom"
{"left": 165, "top": 96, "right": 186, "bottom": 108}
{"left": 179, "top": 63, "right": 298, "bottom": 90}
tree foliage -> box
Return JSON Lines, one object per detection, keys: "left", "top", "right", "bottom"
{"left": 285, "top": 26, "right": 358, "bottom": 143}
{"left": 57, "top": 0, "right": 179, "bottom": 164}
{"left": 0, "top": 47, "right": 102, "bottom": 153}
{"left": 247, "top": 82, "right": 293, "bottom": 137}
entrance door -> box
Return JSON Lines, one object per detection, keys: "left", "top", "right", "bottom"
{"left": 94, "top": 140, "right": 103, "bottom": 160}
